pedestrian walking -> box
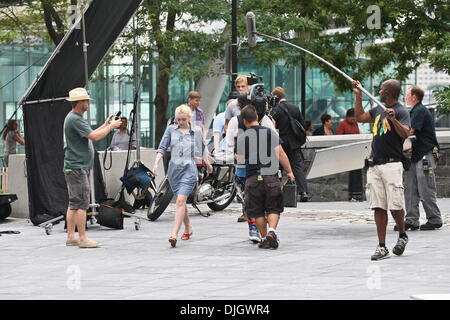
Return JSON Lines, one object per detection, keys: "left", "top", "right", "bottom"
{"left": 152, "top": 105, "right": 212, "bottom": 248}
{"left": 270, "top": 86, "right": 310, "bottom": 202}
{"left": 236, "top": 105, "right": 295, "bottom": 249}
{"left": 226, "top": 104, "right": 276, "bottom": 243}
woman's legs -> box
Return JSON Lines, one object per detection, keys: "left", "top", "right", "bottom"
{"left": 183, "top": 204, "right": 191, "bottom": 234}
{"left": 171, "top": 194, "right": 188, "bottom": 238}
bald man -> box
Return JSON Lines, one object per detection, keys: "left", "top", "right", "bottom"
{"left": 353, "top": 79, "right": 411, "bottom": 261}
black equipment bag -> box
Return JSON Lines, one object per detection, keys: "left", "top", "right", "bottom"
{"left": 278, "top": 103, "right": 306, "bottom": 146}
{"left": 120, "top": 163, "right": 154, "bottom": 195}
{"left": 282, "top": 180, "right": 297, "bottom": 208}
{"left": 96, "top": 200, "right": 124, "bottom": 229}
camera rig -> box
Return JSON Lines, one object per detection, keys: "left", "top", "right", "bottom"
{"left": 237, "top": 73, "right": 277, "bottom": 119}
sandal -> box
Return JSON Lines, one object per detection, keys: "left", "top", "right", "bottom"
{"left": 168, "top": 236, "right": 177, "bottom": 248}
{"left": 181, "top": 228, "right": 193, "bottom": 240}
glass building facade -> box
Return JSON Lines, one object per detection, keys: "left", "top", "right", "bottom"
{"left": 1, "top": 41, "right": 445, "bottom": 163}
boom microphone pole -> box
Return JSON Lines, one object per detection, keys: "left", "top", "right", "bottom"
{"left": 245, "top": 12, "right": 387, "bottom": 111}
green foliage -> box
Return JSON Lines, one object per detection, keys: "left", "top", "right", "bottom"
{"left": 240, "top": 0, "right": 450, "bottom": 93}
{"left": 112, "top": 0, "right": 230, "bottom": 82}
{"left": 0, "top": 0, "right": 77, "bottom": 47}
{"left": 435, "top": 86, "right": 450, "bottom": 115}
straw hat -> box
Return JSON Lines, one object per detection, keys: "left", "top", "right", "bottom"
{"left": 66, "top": 88, "right": 92, "bottom": 101}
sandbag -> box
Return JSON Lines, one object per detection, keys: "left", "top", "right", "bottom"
{"left": 96, "top": 202, "right": 124, "bottom": 230}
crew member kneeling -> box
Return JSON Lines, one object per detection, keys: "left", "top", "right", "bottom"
{"left": 236, "top": 106, "right": 295, "bottom": 249}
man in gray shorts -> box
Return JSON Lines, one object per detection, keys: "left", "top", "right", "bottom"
{"left": 353, "top": 80, "right": 411, "bottom": 261}
{"left": 64, "top": 88, "right": 121, "bottom": 248}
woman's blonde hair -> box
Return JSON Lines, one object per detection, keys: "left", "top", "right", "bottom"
{"left": 175, "top": 104, "right": 192, "bottom": 120}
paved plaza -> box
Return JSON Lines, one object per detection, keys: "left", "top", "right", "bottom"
{"left": 1, "top": 200, "right": 449, "bottom": 300}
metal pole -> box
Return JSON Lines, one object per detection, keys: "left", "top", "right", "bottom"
{"left": 231, "top": 0, "right": 238, "bottom": 85}
{"left": 301, "top": 56, "right": 306, "bottom": 118}
{"left": 256, "top": 31, "right": 387, "bottom": 110}
{"left": 133, "top": 16, "right": 141, "bottom": 162}
{"left": 80, "top": 0, "right": 97, "bottom": 215}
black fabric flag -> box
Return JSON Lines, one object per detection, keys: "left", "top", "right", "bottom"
{"left": 21, "top": 0, "right": 142, "bottom": 225}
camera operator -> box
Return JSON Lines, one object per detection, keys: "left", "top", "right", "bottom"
{"left": 235, "top": 106, "right": 295, "bottom": 250}
{"left": 270, "top": 87, "right": 310, "bottom": 202}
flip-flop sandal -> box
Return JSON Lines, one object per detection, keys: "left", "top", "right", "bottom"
{"left": 181, "top": 229, "right": 193, "bottom": 240}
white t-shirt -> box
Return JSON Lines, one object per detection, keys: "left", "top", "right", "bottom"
{"left": 224, "top": 99, "right": 241, "bottom": 121}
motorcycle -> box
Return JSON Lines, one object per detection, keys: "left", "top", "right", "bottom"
{"left": 147, "top": 157, "right": 237, "bottom": 221}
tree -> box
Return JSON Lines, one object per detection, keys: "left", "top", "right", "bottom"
{"left": 113, "top": 0, "right": 231, "bottom": 144}
{"left": 239, "top": 0, "right": 450, "bottom": 97}
{"left": 0, "top": 0, "right": 79, "bottom": 46}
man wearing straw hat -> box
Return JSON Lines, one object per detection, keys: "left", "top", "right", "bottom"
{"left": 64, "top": 88, "right": 121, "bottom": 248}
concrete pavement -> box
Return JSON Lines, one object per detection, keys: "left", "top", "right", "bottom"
{"left": 0, "top": 199, "right": 449, "bottom": 300}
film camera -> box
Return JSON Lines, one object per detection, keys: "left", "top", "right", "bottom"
{"left": 237, "top": 73, "right": 275, "bottom": 118}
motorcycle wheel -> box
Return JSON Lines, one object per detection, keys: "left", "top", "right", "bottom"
{"left": 147, "top": 178, "right": 173, "bottom": 221}
{"left": 207, "top": 184, "right": 237, "bottom": 211}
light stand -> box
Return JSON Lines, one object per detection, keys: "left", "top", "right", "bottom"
{"left": 80, "top": 0, "right": 99, "bottom": 221}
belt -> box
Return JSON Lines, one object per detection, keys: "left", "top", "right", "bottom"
{"left": 371, "top": 157, "right": 402, "bottom": 166}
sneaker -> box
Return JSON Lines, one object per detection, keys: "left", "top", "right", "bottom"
{"left": 371, "top": 245, "right": 390, "bottom": 261}
{"left": 237, "top": 213, "right": 248, "bottom": 223}
{"left": 420, "top": 222, "right": 442, "bottom": 230}
{"left": 266, "top": 230, "right": 280, "bottom": 249}
{"left": 248, "top": 225, "right": 261, "bottom": 243}
{"left": 299, "top": 192, "right": 310, "bottom": 202}
{"left": 258, "top": 238, "right": 271, "bottom": 249}
{"left": 79, "top": 239, "right": 101, "bottom": 248}
{"left": 392, "top": 237, "right": 408, "bottom": 256}
{"left": 393, "top": 222, "right": 419, "bottom": 231}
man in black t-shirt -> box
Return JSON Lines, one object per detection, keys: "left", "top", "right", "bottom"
{"left": 403, "top": 85, "right": 442, "bottom": 230}
{"left": 353, "top": 79, "right": 411, "bottom": 261}
{"left": 236, "top": 106, "right": 295, "bottom": 249}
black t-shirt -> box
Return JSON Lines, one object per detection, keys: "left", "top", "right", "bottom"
{"left": 236, "top": 125, "right": 282, "bottom": 178}
{"left": 410, "top": 103, "right": 439, "bottom": 162}
{"left": 368, "top": 103, "right": 410, "bottom": 160}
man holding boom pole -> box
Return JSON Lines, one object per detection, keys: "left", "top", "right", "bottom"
{"left": 353, "top": 80, "right": 411, "bottom": 261}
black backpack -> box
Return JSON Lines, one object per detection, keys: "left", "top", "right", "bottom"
{"left": 278, "top": 102, "right": 306, "bottom": 146}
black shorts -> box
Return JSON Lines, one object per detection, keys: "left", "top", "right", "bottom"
{"left": 244, "top": 175, "right": 283, "bottom": 218}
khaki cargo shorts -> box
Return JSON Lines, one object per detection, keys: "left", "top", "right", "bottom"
{"left": 366, "top": 162, "right": 405, "bottom": 211}
{"left": 64, "top": 169, "right": 91, "bottom": 211}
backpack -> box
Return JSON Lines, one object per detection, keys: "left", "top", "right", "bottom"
{"left": 278, "top": 102, "right": 306, "bottom": 146}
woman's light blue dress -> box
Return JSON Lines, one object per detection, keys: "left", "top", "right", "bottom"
{"left": 157, "top": 125, "right": 206, "bottom": 196}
